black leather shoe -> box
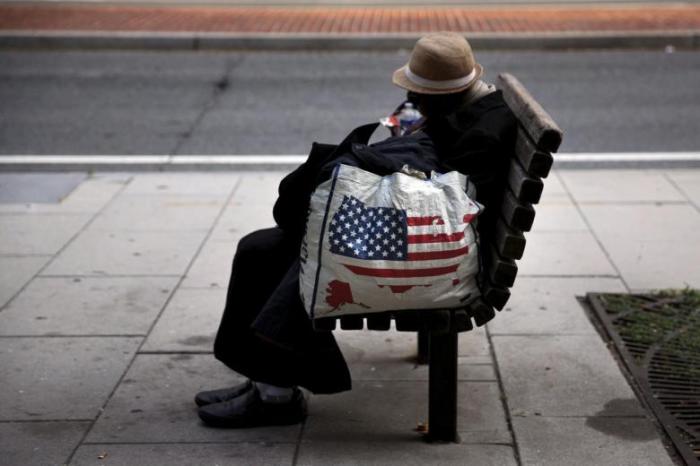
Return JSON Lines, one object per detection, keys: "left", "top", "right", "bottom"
{"left": 198, "top": 385, "right": 307, "bottom": 428}
{"left": 194, "top": 380, "right": 253, "bottom": 407}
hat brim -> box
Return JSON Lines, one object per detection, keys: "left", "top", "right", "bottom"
{"left": 392, "top": 63, "right": 483, "bottom": 95}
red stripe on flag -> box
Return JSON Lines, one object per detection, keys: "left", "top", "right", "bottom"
{"left": 407, "top": 232, "right": 465, "bottom": 244}
{"left": 407, "top": 245, "right": 469, "bottom": 261}
{"left": 406, "top": 216, "right": 445, "bottom": 226}
{"left": 463, "top": 213, "right": 476, "bottom": 224}
{"left": 343, "top": 264, "right": 459, "bottom": 278}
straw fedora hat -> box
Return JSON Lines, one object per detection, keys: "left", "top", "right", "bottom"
{"left": 392, "top": 32, "right": 483, "bottom": 95}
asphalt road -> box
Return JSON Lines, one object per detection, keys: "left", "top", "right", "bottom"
{"left": 1, "top": 49, "right": 699, "bottom": 155}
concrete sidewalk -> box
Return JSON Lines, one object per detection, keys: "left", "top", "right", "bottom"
{"left": 0, "top": 167, "right": 698, "bottom": 465}
{"left": 2, "top": 2, "right": 700, "bottom": 50}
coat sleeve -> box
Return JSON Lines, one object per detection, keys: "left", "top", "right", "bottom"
{"left": 443, "top": 130, "right": 505, "bottom": 195}
{"left": 442, "top": 127, "right": 513, "bottom": 237}
{"left": 273, "top": 142, "right": 337, "bottom": 241}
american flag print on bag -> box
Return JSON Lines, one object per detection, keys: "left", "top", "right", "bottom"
{"left": 328, "top": 195, "right": 475, "bottom": 286}
{"left": 299, "top": 164, "right": 482, "bottom": 319}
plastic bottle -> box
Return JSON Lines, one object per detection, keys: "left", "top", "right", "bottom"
{"left": 397, "top": 102, "right": 422, "bottom": 134}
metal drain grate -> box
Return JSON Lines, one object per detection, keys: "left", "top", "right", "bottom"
{"left": 588, "top": 290, "right": 700, "bottom": 465}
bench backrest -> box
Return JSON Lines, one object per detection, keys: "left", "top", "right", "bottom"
{"left": 479, "top": 73, "right": 563, "bottom": 313}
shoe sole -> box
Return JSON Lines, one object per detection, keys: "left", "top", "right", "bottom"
{"left": 198, "top": 396, "right": 308, "bottom": 429}
{"left": 198, "top": 411, "right": 307, "bottom": 428}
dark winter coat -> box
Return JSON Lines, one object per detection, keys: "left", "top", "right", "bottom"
{"left": 214, "top": 91, "right": 516, "bottom": 394}
{"left": 274, "top": 91, "right": 516, "bottom": 243}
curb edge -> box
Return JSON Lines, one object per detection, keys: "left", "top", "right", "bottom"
{"left": 1, "top": 30, "right": 698, "bottom": 50}
{"left": 2, "top": 154, "right": 700, "bottom": 172}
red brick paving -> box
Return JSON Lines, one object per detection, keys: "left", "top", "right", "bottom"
{"left": 1, "top": 4, "right": 699, "bottom": 34}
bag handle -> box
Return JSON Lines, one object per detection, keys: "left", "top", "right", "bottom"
{"left": 335, "top": 122, "right": 380, "bottom": 154}
{"left": 314, "top": 122, "right": 382, "bottom": 186}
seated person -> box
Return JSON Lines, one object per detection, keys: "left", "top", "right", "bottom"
{"left": 195, "top": 32, "right": 517, "bottom": 428}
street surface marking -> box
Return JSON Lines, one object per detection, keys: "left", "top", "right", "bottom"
{"left": 1, "top": 153, "right": 699, "bottom": 168}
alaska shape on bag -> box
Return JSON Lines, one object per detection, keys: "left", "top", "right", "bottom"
{"left": 300, "top": 164, "right": 482, "bottom": 319}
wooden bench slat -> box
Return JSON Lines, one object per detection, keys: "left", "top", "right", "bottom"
{"left": 482, "top": 279, "right": 511, "bottom": 311}
{"left": 470, "top": 298, "right": 497, "bottom": 327}
{"left": 501, "top": 188, "right": 535, "bottom": 232}
{"left": 483, "top": 242, "right": 518, "bottom": 288}
{"left": 494, "top": 216, "right": 526, "bottom": 260}
{"left": 340, "top": 315, "right": 364, "bottom": 330}
{"left": 367, "top": 314, "right": 392, "bottom": 331}
{"left": 514, "top": 127, "right": 554, "bottom": 178}
{"left": 395, "top": 311, "right": 422, "bottom": 332}
{"left": 313, "top": 318, "right": 336, "bottom": 331}
{"left": 508, "top": 158, "right": 544, "bottom": 204}
{"left": 410, "top": 310, "right": 450, "bottom": 334}
{"left": 497, "top": 73, "right": 563, "bottom": 153}
{"left": 453, "top": 309, "right": 473, "bottom": 332}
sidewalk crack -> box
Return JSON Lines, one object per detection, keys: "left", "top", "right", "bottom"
{"left": 63, "top": 176, "right": 244, "bottom": 465}
{"left": 486, "top": 325, "right": 523, "bottom": 466}
{"left": 663, "top": 172, "right": 700, "bottom": 214}
{"left": 555, "top": 171, "right": 631, "bottom": 293}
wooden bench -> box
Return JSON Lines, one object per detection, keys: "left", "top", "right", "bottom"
{"left": 313, "top": 73, "right": 563, "bottom": 442}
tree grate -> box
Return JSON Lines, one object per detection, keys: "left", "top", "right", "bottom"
{"left": 587, "top": 289, "right": 700, "bottom": 465}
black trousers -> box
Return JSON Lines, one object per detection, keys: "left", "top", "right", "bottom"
{"left": 213, "top": 227, "right": 351, "bottom": 394}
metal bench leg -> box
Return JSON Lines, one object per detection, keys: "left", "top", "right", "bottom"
{"left": 427, "top": 328, "right": 459, "bottom": 442}
{"left": 417, "top": 329, "right": 430, "bottom": 364}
